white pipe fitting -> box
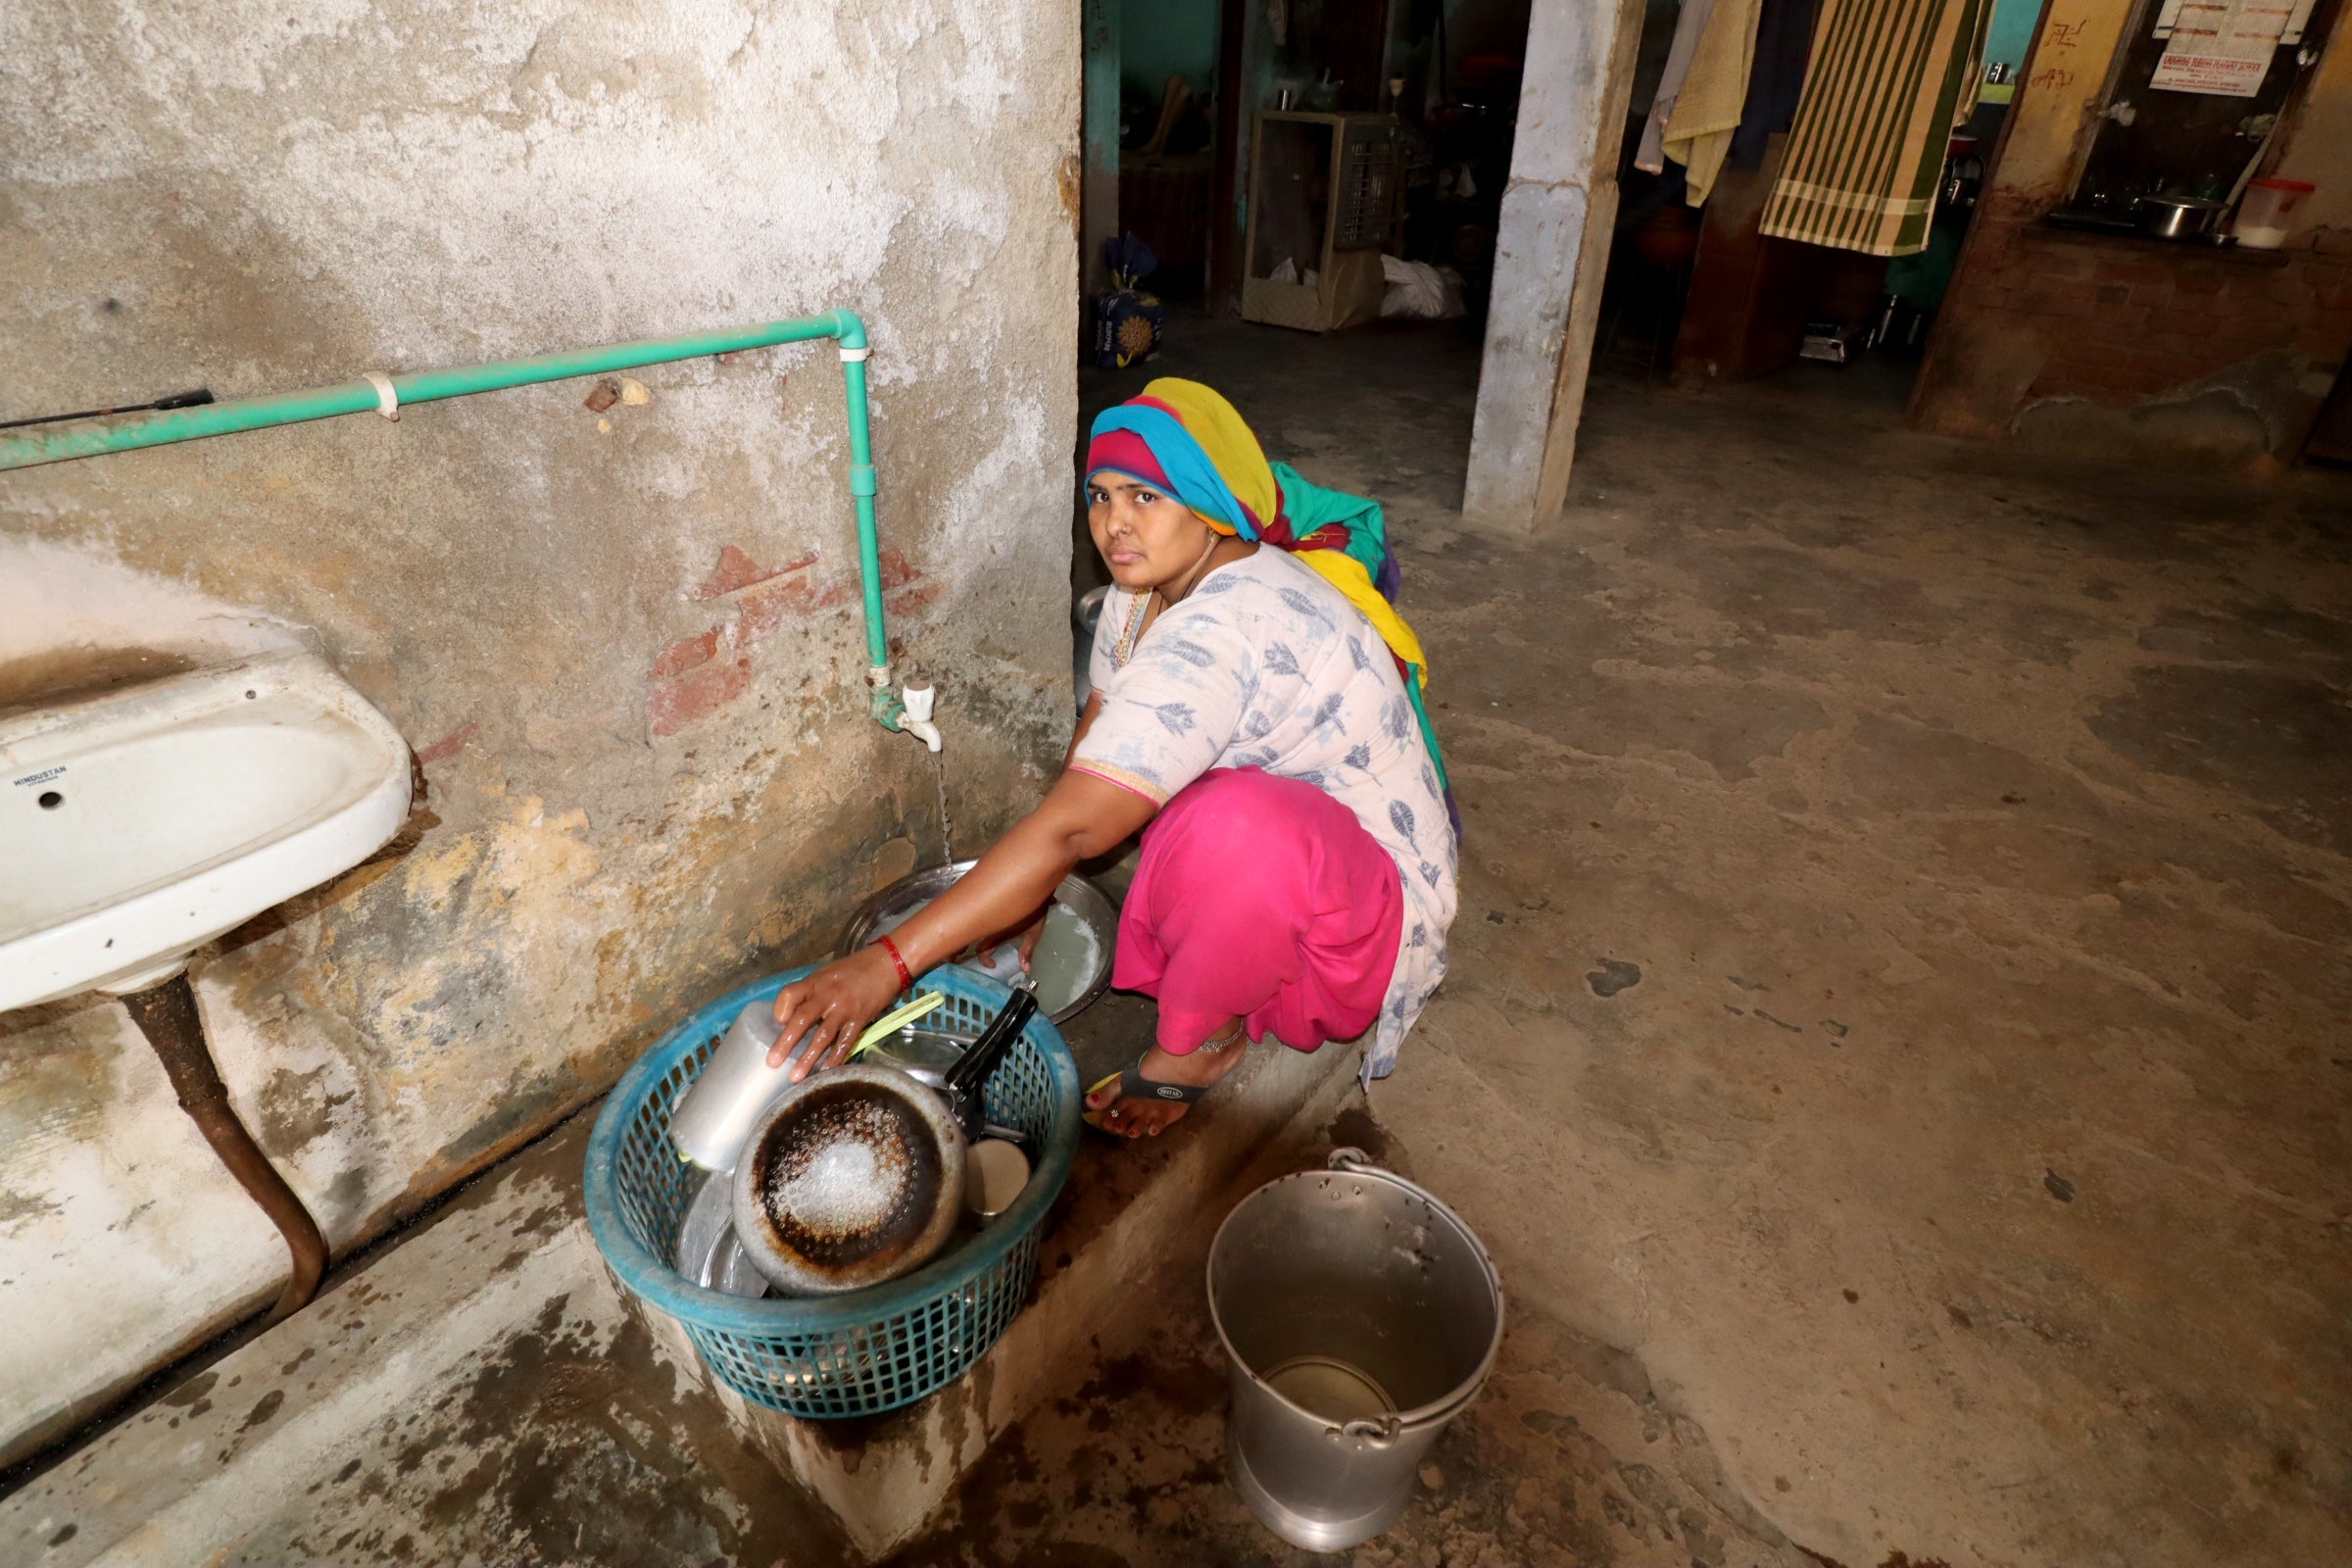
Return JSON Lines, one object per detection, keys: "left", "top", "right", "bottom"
{"left": 900, "top": 681, "right": 942, "bottom": 754}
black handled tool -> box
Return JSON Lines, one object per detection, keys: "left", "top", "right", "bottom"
{"left": 941, "top": 989, "right": 1039, "bottom": 1138}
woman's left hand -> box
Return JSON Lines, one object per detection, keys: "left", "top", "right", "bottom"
{"left": 766, "top": 945, "right": 905, "bottom": 1079}
{"left": 978, "top": 906, "right": 1050, "bottom": 974}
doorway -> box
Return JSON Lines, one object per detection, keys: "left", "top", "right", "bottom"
{"left": 1068, "top": 0, "right": 1544, "bottom": 606}
{"left": 1600, "top": 0, "right": 2041, "bottom": 416}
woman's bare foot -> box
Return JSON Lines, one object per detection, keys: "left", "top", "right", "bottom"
{"left": 1086, "top": 1021, "right": 1248, "bottom": 1139}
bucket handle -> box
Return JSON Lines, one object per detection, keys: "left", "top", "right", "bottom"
{"left": 1336, "top": 1414, "right": 1402, "bottom": 1446}
{"left": 1326, "top": 1145, "right": 1504, "bottom": 1303}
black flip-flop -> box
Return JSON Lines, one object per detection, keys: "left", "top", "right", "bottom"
{"left": 1085, "top": 1058, "right": 1210, "bottom": 1133}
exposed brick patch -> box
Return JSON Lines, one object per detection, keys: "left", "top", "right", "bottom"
{"left": 695, "top": 544, "right": 817, "bottom": 602}
{"left": 648, "top": 658, "right": 755, "bottom": 739}
{"left": 646, "top": 553, "right": 931, "bottom": 739}
{"left": 884, "top": 578, "right": 946, "bottom": 622}
{"left": 414, "top": 721, "right": 479, "bottom": 765}
{"left": 1931, "top": 222, "right": 2352, "bottom": 437}
{"left": 651, "top": 628, "right": 720, "bottom": 679}
{"left": 735, "top": 571, "right": 852, "bottom": 646}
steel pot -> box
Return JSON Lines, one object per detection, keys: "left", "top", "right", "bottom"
{"left": 1208, "top": 1149, "right": 1504, "bottom": 1550}
{"left": 2138, "top": 194, "right": 2229, "bottom": 241}
{"left": 1073, "top": 585, "right": 1109, "bottom": 710}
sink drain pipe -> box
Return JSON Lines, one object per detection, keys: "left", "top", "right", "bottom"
{"left": 0, "top": 309, "right": 919, "bottom": 735}
{"left": 120, "top": 973, "right": 327, "bottom": 1322}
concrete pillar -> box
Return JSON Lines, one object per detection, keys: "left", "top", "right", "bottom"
{"left": 1461, "top": 0, "right": 1646, "bottom": 530}
{"left": 1081, "top": 0, "right": 1121, "bottom": 300}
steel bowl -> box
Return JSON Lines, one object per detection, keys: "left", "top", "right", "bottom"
{"left": 2137, "top": 194, "right": 2229, "bottom": 241}
{"left": 673, "top": 1166, "right": 772, "bottom": 1298}
{"left": 730, "top": 1063, "right": 966, "bottom": 1297}
{"left": 838, "top": 862, "right": 1117, "bottom": 1023}
{"left": 859, "top": 1024, "right": 977, "bottom": 1089}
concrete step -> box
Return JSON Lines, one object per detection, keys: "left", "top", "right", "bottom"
{"left": 687, "top": 999, "right": 1363, "bottom": 1559}
{"left": 1, "top": 1000, "right": 1360, "bottom": 1565}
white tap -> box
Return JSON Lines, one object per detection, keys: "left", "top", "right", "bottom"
{"left": 900, "top": 680, "right": 942, "bottom": 753}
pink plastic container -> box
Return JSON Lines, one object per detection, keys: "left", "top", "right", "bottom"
{"left": 2233, "top": 177, "right": 2316, "bottom": 249}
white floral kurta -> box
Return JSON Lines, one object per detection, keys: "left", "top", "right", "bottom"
{"left": 1073, "top": 549, "right": 1457, "bottom": 1079}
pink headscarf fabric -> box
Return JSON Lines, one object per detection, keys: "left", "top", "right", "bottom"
{"left": 1112, "top": 768, "right": 1403, "bottom": 1054}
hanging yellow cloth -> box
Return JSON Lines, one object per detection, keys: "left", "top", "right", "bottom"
{"left": 1665, "top": 0, "right": 1764, "bottom": 208}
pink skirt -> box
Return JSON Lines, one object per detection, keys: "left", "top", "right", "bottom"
{"left": 1112, "top": 767, "right": 1403, "bottom": 1054}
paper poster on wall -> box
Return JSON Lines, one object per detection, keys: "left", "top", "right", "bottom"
{"left": 2150, "top": 0, "right": 2311, "bottom": 38}
{"left": 2148, "top": 0, "right": 2297, "bottom": 93}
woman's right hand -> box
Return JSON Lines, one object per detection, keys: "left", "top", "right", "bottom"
{"left": 766, "top": 945, "right": 905, "bottom": 1080}
{"left": 771, "top": 769, "right": 1152, "bottom": 1078}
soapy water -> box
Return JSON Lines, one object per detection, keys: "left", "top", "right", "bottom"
{"left": 873, "top": 898, "right": 1104, "bottom": 1015}
{"left": 762, "top": 1099, "right": 912, "bottom": 1242}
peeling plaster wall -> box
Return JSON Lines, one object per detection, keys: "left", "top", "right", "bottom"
{"left": 0, "top": 0, "right": 1077, "bottom": 1466}
{"left": 1912, "top": 4, "right": 2352, "bottom": 464}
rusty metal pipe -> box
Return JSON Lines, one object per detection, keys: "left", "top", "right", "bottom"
{"left": 120, "top": 973, "right": 327, "bottom": 1322}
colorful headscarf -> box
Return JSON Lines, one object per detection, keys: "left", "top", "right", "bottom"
{"left": 1086, "top": 378, "right": 1454, "bottom": 822}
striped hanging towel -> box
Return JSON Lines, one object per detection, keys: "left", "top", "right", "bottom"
{"left": 1759, "top": 0, "right": 1989, "bottom": 257}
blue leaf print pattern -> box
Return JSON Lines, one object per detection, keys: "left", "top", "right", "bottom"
{"left": 1197, "top": 574, "right": 1239, "bottom": 597}
{"left": 1276, "top": 587, "right": 1331, "bottom": 622}
{"left": 1388, "top": 799, "right": 1417, "bottom": 841}
{"left": 1410, "top": 922, "right": 1428, "bottom": 950}
{"left": 1242, "top": 710, "right": 1274, "bottom": 740}
{"left": 1263, "top": 642, "right": 1302, "bottom": 678}
{"left": 1294, "top": 769, "right": 1327, "bottom": 788}
{"left": 1382, "top": 698, "right": 1411, "bottom": 739}
{"left": 1419, "top": 859, "right": 1444, "bottom": 888}
{"left": 1149, "top": 702, "right": 1198, "bottom": 737}
{"left": 1230, "top": 750, "right": 1276, "bottom": 769}
{"left": 1345, "top": 742, "right": 1372, "bottom": 771}
{"left": 1166, "top": 638, "right": 1217, "bottom": 667}
{"left": 1310, "top": 692, "right": 1346, "bottom": 733}
{"left": 1347, "top": 637, "right": 1375, "bottom": 671}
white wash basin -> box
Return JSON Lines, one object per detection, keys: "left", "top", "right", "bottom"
{"left": 0, "top": 651, "right": 412, "bottom": 1009}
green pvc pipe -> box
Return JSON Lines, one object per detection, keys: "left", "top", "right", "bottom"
{"left": 0, "top": 307, "right": 907, "bottom": 731}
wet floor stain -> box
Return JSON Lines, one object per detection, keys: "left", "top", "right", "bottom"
{"left": 1587, "top": 958, "right": 1643, "bottom": 998}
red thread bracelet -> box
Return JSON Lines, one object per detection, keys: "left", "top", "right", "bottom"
{"left": 876, "top": 933, "right": 914, "bottom": 995}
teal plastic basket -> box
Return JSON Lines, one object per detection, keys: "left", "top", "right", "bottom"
{"left": 583, "top": 964, "right": 1080, "bottom": 1419}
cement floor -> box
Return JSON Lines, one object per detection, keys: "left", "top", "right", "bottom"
{"left": 17, "top": 319, "right": 2349, "bottom": 1568}
{"left": 969, "top": 313, "right": 2350, "bottom": 1567}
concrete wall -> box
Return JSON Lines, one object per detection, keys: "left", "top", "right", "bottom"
{"left": 2273, "top": 25, "right": 2352, "bottom": 235}
{"left": 1912, "top": 3, "right": 2352, "bottom": 464}
{"left": 0, "top": 0, "right": 1077, "bottom": 1467}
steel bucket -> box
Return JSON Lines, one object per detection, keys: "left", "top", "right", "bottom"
{"left": 1207, "top": 1148, "right": 1503, "bottom": 1550}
